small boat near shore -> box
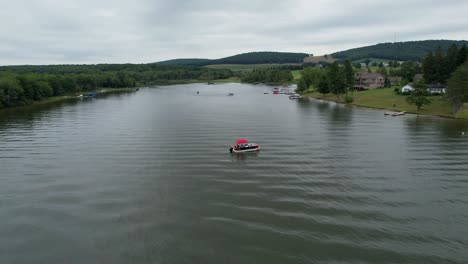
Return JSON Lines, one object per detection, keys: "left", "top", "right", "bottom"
{"left": 384, "top": 111, "right": 406, "bottom": 116}
{"left": 229, "top": 139, "right": 260, "bottom": 153}
{"left": 289, "top": 94, "right": 302, "bottom": 99}
{"left": 392, "top": 111, "right": 406, "bottom": 116}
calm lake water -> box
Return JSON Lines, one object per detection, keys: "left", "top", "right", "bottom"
{"left": 1, "top": 83, "right": 468, "bottom": 264}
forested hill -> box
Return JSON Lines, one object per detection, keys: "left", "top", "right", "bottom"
{"left": 207, "top": 52, "right": 309, "bottom": 65}
{"left": 332, "top": 40, "right": 468, "bottom": 61}
{"left": 157, "top": 52, "right": 309, "bottom": 66}
{"left": 157, "top": 58, "right": 211, "bottom": 66}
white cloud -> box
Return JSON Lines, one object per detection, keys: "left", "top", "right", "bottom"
{"left": 1, "top": 0, "right": 468, "bottom": 65}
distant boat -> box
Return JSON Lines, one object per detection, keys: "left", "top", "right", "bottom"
{"left": 392, "top": 111, "right": 406, "bottom": 116}
{"left": 229, "top": 139, "right": 260, "bottom": 153}
{"left": 288, "top": 94, "right": 302, "bottom": 99}
{"left": 87, "top": 92, "right": 96, "bottom": 97}
{"left": 227, "top": 93, "right": 234, "bottom": 96}
{"left": 385, "top": 111, "right": 406, "bottom": 116}
{"left": 207, "top": 82, "right": 215, "bottom": 85}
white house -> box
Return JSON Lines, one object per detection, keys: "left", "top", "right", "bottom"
{"left": 401, "top": 84, "right": 414, "bottom": 93}
{"left": 427, "top": 84, "right": 447, "bottom": 94}
{"left": 400, "top": 84, "right": 447, "bottom": 94}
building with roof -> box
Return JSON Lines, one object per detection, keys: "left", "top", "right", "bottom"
{"left": 354, "top": 71, "right": 385, "bottom": 90}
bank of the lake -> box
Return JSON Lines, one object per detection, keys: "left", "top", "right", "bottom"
{"left": 0, "top": 87, "right": 137, "bottom": 112}
{"left": 302, "top": 88, "right": 468, "bottom": 119}
{"left": 1, "top": 76, "right": 242, "bottom": 112}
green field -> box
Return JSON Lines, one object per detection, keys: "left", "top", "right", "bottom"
{"left": 305, "top": 88, "right": 468, "bottom": 119}
{"left": 291, "top": 70, "right": 302, "bottom": 84}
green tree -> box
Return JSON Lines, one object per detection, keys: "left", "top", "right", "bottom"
{"left": 297, "top": 78, "right": 307, "bottom": 92}
{"left": 327, "top": 62, "right": 345, "bottom": 98}
{"left": 433, "top": 47, "right": 446, "bottom": 83}
{"left": 456, "top": 44, "right": 467, "bottom": 66}
{"left": 423, "top": 52, "right": 436, "bottom": 83}
{"left": 317, "top": 75, "right": 330, "bottom": 96}
{"left": 400, "top": 61, "right": 418, "bottom": 82}
{"left": 0, "top": 78, "right": 24, "bottom": 107}
{"left": 343, "top": 60, "right": 355, "bottom": 94}
{"left": 406, "top": 81, "right": 431, "bottom": 111}
{"left": 445, "top": 44, "right": 459, "bottom": 74}
{"left": 300, "top": 67, "right": 323, "bottom": 90}
{"left": 447, "top": 61, "right": 468, "bottom": 114}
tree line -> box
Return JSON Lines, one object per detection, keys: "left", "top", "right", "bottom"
{"left": 296, "top": 60, "right": 355, "bottom": 100}
{"left": 155, "top": 52, "right": 310, "bottom": 66}
{"left": 240, "top": 68, "right": 294, "bottom": 84}
{"left": 332, "top": 40, "right": 468, "bottom": 61}
{"left": 0, "top": 64, "right": 233, "bottom": 109}
{"left": 422, "top": 44, "right": 467, "bottom": 84}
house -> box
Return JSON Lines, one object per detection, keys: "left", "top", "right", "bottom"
{"left": 401, "top": 84, "right": 414, "bottom": 93}
{"left": 360, "top": 63, "right": 367, "bottom": 67}
{"left": 427, "top": 84, "right": 447, "bottom": 94}
{"left": 354, "top": 71, "right": 385, "bottom": 90}
{"left": 389, "top": 76, "right": 402, "bottom": 86}
{"left": 400, "top": 84, "right": 447, "bottom": 94}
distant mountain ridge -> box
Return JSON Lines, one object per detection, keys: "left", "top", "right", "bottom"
{"left": 157, "top": 58, "right": 211, "bottom": 66}
{"left": 156, "top": 51, "right": 309, "bottom": 66}
{"left": 331, "top": 40, "right": 468, "bottom": 61}
{"left": 157, "top": 40, "right": 468, "bottom": 66}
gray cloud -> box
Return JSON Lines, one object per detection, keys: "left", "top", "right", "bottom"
{"left": 1, "top": 0, "right": 467, "bottom": 65}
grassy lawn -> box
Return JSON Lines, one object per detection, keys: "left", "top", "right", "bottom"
{"left": 305, "top": 88, "right": 468, "bottom": 119}
{"left": 291, "top": 70, "right": 302, "bottom": 84}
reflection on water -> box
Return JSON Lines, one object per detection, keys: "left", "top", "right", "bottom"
{"left": 1, "top": 83, "right": 468, "bottom": 264}
{"left": 230, "top": 151, "right": 260, "bottom": 161}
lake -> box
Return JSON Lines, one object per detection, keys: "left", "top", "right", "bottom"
{"left": 1, "top": 83, "right": 468, "bottom": 264}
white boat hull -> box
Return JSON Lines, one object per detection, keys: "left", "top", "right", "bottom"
{"left": 232, "top": 146, "right": 260, "bottom": 153}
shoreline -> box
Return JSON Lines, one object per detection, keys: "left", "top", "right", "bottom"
{"left": 3, "top": 83, "right": 467, "bottom": 120}
{"left": 0, "top": 87, "right": 137, "bottom": 113}
{"left": 0, "top": 78, "right": 240, "bottom": 112}
{"left": 302, "top": 90, "right": 468, "bottom": 120}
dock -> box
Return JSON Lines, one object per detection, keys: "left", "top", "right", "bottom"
{"left": 385, "top": 111, "right": 406, "bottom": 116}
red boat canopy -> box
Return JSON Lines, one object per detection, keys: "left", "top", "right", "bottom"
{"left": 235, "top": 139, "right": 248, "bottom": 144}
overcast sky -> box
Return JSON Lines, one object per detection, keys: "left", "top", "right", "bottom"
{"left": 1, "top": 0, "right": 468, "bottom": 65}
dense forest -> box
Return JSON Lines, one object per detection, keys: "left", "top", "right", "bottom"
{"left": 156, "top": 58, "right": 211, "bottom": 66}
{"left": 332, "top": 40, "right": 468, "bottom": 61}
{"left": 422, "top": 44, "right": 467, "bottom": 84}
{"left": 157, "top": 52, "right": 309, "bottom": 66}
{"left": 0, "top": 64, "right": 233, "bottom": 109}
{"left": 240, "top": 68, "right": 294, "bottom": 84}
